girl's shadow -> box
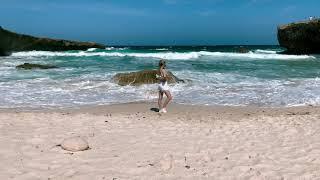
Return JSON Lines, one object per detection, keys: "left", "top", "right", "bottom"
{"left": 150, "top": 108, "right": 160, "bottom": 112}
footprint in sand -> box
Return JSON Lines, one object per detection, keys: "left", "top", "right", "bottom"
{"left": 159, "top": 154, "right": 174, "bottom": 172}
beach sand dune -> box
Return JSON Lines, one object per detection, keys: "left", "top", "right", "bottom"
{"left": 1, "top": 103, "right": 320, "bottom": 179}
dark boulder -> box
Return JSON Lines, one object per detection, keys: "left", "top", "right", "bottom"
{"left": 0, "top": 48, "right": 9, "bottom": 56}
{"left": 0, "top": 26, "right": 105, "bottom": 56}
{"left": 277, "top": 19, "right": 320, "bottom": 54}
{"left": 16, "top": 63, "right": 58, "bottom": 70}
{"left": 112, "top": 70, "right": 185, "bottom": 86}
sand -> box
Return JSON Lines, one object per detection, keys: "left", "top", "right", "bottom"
{"left": 1, "top": 102, "right": 320, "bottom": 179}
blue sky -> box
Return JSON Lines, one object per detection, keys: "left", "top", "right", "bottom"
{"left": 0, "top": 0, "right": 319, "bottom": 45}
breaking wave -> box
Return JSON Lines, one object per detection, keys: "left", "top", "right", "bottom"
{"left": 254, "top": 49, "right": 278, "bottom": 54}
{"left": 11, "top": 50, "right": 315, "bottom": 60}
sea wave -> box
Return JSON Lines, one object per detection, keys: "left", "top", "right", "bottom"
{"left": 11, "top": 51, "right": 200, "bottom": 59}
{"left": 87, "top": 48, "right": 97, "bottom": 52}
{"left": 11, "top": 50, "right": 315, "bottom": 60}
{"left": 105, "top": 47, "right": 128, "bottom": 50}
{"left": 254, "top": 49, "right": 278, "bottom": 54}
{"left": 198, "top": 51, "right": 314, "bottom": 60}
{"left": 2, "top": 70, "right": 320, "bottom": 108}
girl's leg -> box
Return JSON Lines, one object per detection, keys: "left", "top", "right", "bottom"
{"left": 163, "top": 90, "right": 173, "bottom": 109}
{"left": 158, "top": 91, "right": 164, "bottom": 111}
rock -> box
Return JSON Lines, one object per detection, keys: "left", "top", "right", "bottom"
{"left": 278, "top": 19, "right": 320, "bottom": 54}
{"left": 0, "top": 47, "right": 10, "bottom": 56}
{"left": 235, "top": 47, "right": 250, "bottom": 53}
{"left": 0, "top": 26, "right": 105, "bottom": 56}
{"left": 61, "top": 137, "right": 89, "bottom": 152}
{"left": 16, "top": 63, "right": 58, "bottom": 70}
{"left": 112, "top": 69, "right": 185, "bottom": 86}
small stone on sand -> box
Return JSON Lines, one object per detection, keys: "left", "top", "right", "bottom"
{"left": 61, "top": 136, "right": 89, "bottom": 152}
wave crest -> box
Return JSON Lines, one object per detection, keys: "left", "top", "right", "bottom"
{"left": 254, "top": 49, "right": 278, "bottom": 54}
{"left": 11, "top": 50, "right": 315, "bottom": 60}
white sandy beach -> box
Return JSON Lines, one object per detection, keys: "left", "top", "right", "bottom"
{"left": 1, "top": 103, "right": 320, "bottom": 179}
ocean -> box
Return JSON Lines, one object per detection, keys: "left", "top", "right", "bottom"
{"left": 0, "top": 45, "right": 319, "bottom": 108}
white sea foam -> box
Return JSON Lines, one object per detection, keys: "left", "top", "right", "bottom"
{"left": 12, "top": 51, "right": 122, "bottom": 57}
{"left": 105, "top": 47, "right": 115, "bottom": 50}
{"left": 3, "top": 49, "right": 320, "bottom": 108}
{"left": 11, "top": 51, "right": 200, "bottom": 59}
{"left": 87, "top": 48, "right": 97, "bottom": 52}
{"left": 198, "top": 51, "right": 314, "bottom": 60}
{"left": 118, "top": 47, "right": 129, "bottom": 50}
{"left": 254, "top": 49, "right": 278, "bottom": 54}
{"left": 1, "top": 70, "right": 320, "bottom": 108}
{"left": 11, "top": 50, "right": 315, "bottom": 60}
{"left": 105, "top": 47, "right": 128, "bottom": 50}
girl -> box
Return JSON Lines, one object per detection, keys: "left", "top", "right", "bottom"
{"left": 157, "top": 59, "right": 173, "bottom": 113}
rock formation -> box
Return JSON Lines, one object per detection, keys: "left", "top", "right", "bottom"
{"left": 0, "top": 26, "right": 105, "bottom": 56}
{"left": 112, "top": 69, "right": 185, "bottom": 86}
{"left": 16, "top": 63, "right": 58, "bottom": 70}
{"left": 277, "top": 19, "right": 320, "bottom": 54}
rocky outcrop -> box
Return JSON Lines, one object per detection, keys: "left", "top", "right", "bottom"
{"left": 0, "top": 26, "right": 105, "bottom": 56}
{"left": 277, "top": 19, "right": 320, "bottom": 54}
{"left": 16, "top": 63, "right": 58, "bottom": 70}
{"left": 112, "top": 70, "right": 185, "bottom": 86}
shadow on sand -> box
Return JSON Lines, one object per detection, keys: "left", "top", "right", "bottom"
{"left": 150, "top": 108, "right": 159, "bottom": 112}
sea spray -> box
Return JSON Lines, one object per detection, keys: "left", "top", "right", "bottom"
{"left": 12, "top": 50, "right": 314, "bottom": 60}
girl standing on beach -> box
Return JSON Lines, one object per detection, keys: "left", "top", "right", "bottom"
{"left": 157, "top": 59, "right": 173, "bottom": 113}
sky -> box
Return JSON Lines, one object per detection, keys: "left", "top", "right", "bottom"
{"left": 0, "top": 0, "right": 319, "bottom": 45}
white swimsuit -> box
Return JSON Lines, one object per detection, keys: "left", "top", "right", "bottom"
{"left": 158, "top": 81, "right": 169, "bottom": 92}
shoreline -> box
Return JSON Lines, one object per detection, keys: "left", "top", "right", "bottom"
{"left": 1, "top": 102, "right": 318, "bottom": 116}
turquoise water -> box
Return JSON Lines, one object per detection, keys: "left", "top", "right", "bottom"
{"left": 0, "top": 46, "right": 319, "bottom": 108}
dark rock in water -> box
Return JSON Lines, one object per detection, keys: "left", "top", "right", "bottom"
{"left": 0, "top": 26, "right": 105, "bottom": 56}
{"left": 112, "top": 70, "right": 185, "bottom": 86}
{"left": 16, "top": 63, "right": 58, "bottom": 70}
{"left": 278, "top": 19, "right": 320, "bottom": 54}
{"left": 235, "top": 47, "right": 250, "bottom": 53}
